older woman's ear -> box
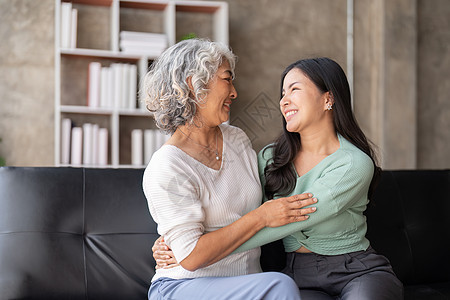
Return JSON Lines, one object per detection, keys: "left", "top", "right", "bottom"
{"left": 186, "top": 76, "right": 194, "bottom": 92}
{"left": 186, "top": 76, "right": 196, "bottom": 100}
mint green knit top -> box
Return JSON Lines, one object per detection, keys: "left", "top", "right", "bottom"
{"left": 235, "top": 135, "right": 373, "bottom": 255}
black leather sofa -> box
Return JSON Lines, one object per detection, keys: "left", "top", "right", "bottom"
{"left": 0, "top": 167, "right": 449, "bottom": 299}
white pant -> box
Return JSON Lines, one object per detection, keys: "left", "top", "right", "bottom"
{"left": 148, "top": 272, "right": 301, "bottom": 300}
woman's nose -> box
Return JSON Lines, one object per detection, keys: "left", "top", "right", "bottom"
{"left": 230, "top": 84, "right": 237, "bottom": 99}
{"left": 280, "top": 96, "right": 289, "bottom": 106}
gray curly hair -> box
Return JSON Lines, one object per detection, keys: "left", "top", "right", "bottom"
{"left": 142, "top": 38, "right": 237, "bottom": 135}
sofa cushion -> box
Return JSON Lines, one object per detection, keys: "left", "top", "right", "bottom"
{"left": 365, "top": 170, "right": 450, "bottom": 299}
{"left": 0, "top": 167, "right": 157, "bottom": 299}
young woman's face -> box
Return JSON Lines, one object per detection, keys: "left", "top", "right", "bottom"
{"left": 196, "top": 60, "right": 237, "bottom": 126}
{"left": 280, "top": 68, "right": 329, "bottom": 133}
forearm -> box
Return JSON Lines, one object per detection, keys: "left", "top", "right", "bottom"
{"left": 180, "top": 209, "right": 265, "bottom": 271}
{"left": 233, "top": 221, "right": 301, "bottom": 253}
{"left": 180, "top": 193, "right": 316, "bottom": 270}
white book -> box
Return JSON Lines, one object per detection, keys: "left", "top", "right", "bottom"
{"left": 121, "top": 44, "right": 166, "bottom": 52}
{"left": 144, "top": 129, "right": 156, "bottom": 164}
{"left": 98, "top": 128, "right": 108, "bottom": 166}
{"left": 100, "top": 67, "right": 109, "bottom": 108}
{"left": 128, "top": 64, "right": 137, "bottom": 109}
{"left": 70, "top": 8, "right": 78, "bottom": 49}
{"left": 61, "top": 118, "right": 72, "bottom": 164}
{"left": 106, "top": 66, "right": 114, "bottom": 108}
{"left": 71, "top": 127, "right": 82, "bottom": 165}
{"left": 137, "top": 57, "right": 148, "bottom": 110}
{"left": 131, "top": 129, "right": 143, "bottom": 166}
{"left": 121, "top": 64, "right": 130, "bottom": 109}
{"left": 120, "top": 46, "right": 165, "bottom": 57}
{"left": 88, "top": 62, "right": 101, "bottom": 108}
{"left": 120, "top": 39, "right": 167, "bottom": 49}
{"left": 82, "top": 123, "right": 93, "bottom": 165}
{"left": 60, "top": 2, "right": 72, "bottom": 48}
{"left": 112, "top": 63, "right": 122, "bottom": 109}
{"left": 92, "top": 124, "right": 99, "bottom": 165}
{"left": 120, "top": 31, "right": 168, "bottom": 43}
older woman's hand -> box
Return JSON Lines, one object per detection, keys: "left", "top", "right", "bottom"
{"left": 152, "top": 236, "right": 179, "bottom": 269}
{"left": 256, "top": 193, "right": 317, "bottom": 228}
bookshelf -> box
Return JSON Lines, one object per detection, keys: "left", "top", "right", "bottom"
{"left": 54, "top": 0, "right": 229, "bottom": 168}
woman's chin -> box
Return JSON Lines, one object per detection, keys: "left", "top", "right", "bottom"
{"left": 220, "top": 114, "right": 230, "bottom": 124}
{"left": 285, "top": 124, "right": 299, "bottom": 133}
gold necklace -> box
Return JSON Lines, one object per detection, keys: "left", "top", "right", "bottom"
{"left": 178, "top": 128, "right": 220, "bottom": 161}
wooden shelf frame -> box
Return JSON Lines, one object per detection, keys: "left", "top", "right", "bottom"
{"left": 54, "top": 0, "right": 228, "bottom": 168}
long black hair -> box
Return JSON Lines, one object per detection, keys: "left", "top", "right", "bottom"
{"left": 263, "top": 57, "right": 381, "bottom": 200}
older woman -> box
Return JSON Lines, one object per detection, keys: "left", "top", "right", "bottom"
{"left": 142, "top": 39, "right": 317, "bottom": 300}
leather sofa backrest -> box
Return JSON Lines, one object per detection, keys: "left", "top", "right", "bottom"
{"left": 1, "top": 167, "right": 449, "bottom": 299}
{"left": 365, "top": 170, "right": 450, "bottom": 286}
{"left": 0, "top": 167, "right": 158, "bottom": 299}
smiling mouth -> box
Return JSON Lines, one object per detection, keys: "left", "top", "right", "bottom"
{"left": 285, "top": 110, "right": 298, "bottom": 118}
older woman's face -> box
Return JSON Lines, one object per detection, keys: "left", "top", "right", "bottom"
{"left": 196, "top": 60, "right": 237, "bottom": 126}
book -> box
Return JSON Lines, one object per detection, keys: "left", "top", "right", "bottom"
{"left": 121, "top": 64, "right": 130, "bottom": 109}
{"left": 70, "top": 8, "right": 78, "bottom": 48}
{"left": 92, "top": 124, "right": 99, "bottom": 165}
{"left": 120, "top": 40, "right": 167, "bottom": 50}
{"left": 131, "top": 129, "right": 143, "bottom": 166}
{"left": 128, "top": 64, "right": 137, "bottom": 109}
{"left": 120, "top": 47, "right": 165, "bottom": 57}
{"left": 106, "top": 66, "right": 114, "bottom": 108}
{"left": 120, "top": 31, "right": 168, "bottom": 57}
{"left": 98, "top": 128, "right": 108, "bottom": 166}
{"left": 61, "top": 118, "right": 72, "bottom": 164}
{"left": 112, "top": 63, "right": 122, "bottom": 109}
{"left": 87, "top": 62, "right": 101, "bottom": 108}
{"left": 60, "top": 2, "right": 72, "bottom": 48}
{"left": 120, "top": 31, "right": 168, "bottom": 44}
{"left": 82, "top": 123, "right": 93, "bottom": 165}
{"left": 70, "top": 127, "right": 82, "bottom": 165}
{"left": 100, "top": 67, "right": 109, "bottom": 108}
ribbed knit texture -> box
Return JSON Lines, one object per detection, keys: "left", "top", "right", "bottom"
{"left": 234, "top": 134, "right": 373, "bottom": 255}
{"left": 143, "top": 124, "right": 263, "bottom": 282}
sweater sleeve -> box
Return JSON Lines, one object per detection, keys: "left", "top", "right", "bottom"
{"left": 233, "top": 148, "right": 374, "bottom": 253}
{"left": 143, "top": 150, "right": 205, "bottom": 263}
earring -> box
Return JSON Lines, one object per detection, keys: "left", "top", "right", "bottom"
{"left": 327, "top": 103, "right": 333, "bottom": 111}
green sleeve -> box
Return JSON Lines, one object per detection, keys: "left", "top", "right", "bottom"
{"left": 257, "top": 146, "right": 270, "bottom": 202}
{"left": 233, "top": 150, "right": 374, "bottom": 253}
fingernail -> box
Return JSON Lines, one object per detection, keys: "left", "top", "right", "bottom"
{"left": 309, "top": 193, "right": 313, "bottom": 197}
{"left": 313, "top": 198, "right": 318, "bottom": 202}
{"left": 312, "top": 207, "right": 317, "bottom": 211}
{"left": 305, "top": 215, "right": 309, "bottom": 219}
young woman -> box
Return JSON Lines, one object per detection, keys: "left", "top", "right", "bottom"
{"left": 154, "top": 57, "right": 404, "bottom": 299}
{"left": 142, "top": 39, "right": 317, "bottom": 300}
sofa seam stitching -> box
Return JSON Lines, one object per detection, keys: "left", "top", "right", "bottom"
{"left": 82, "top": 168, "right": 89, "bottom": 300}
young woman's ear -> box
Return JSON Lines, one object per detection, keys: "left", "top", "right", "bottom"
{"left": 324, "top": 91, "right": 334, "bottom": 111}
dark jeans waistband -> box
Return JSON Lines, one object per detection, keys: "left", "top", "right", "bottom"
{"left": 286, "top": 246, "right": 376, "bottom": 268}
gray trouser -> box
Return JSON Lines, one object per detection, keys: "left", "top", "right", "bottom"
{"left": 282, "top": 246, "right": 404, "bottom": 300}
